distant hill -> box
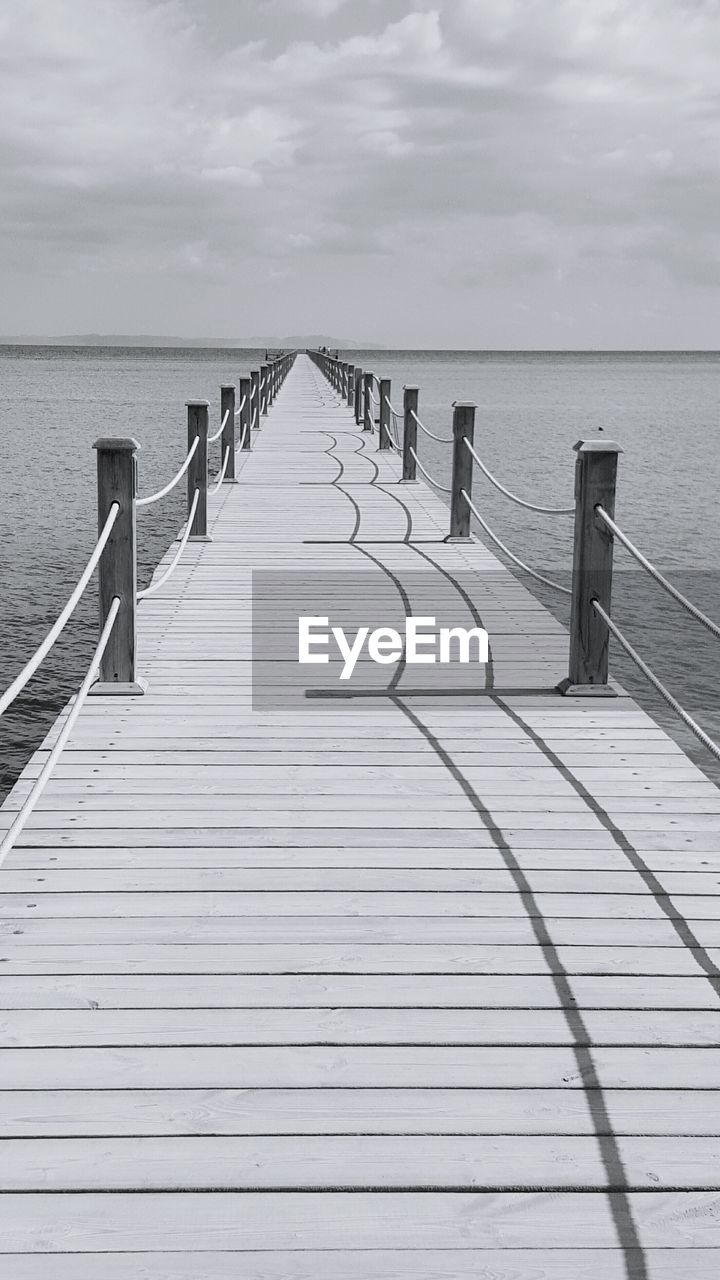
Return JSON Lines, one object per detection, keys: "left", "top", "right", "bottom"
{"left": 0, "top": 333, "right": 381, "bottom": 350}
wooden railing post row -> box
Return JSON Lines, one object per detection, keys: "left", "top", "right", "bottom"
{"left": 220, "top": 384, "right": 237, "bottom": 483}
{"left": 363, "top": 372, "right": 373, "bottom": 432}
{"left": 447, "top": 403, "right": 477, "bottom": 540}
{"left": 558, "top": 439, "right": 623, "bottom": 695}
{"left": 347, "top": 364, "right": 355, "bottom": 408}
{"left": 378, "top": 378, "right": 392, "bottom": 451}
{"left": 260, "top": 364, "right": 269, "bottom": 415}
{"left": 402, "top": 387, "right": 419, "bottom": 482}
{"left": 91, "top": 436, "right": 146, "bottom": 695}
{"left": 354, "top": 368, "right": 363, "bottom": 425}
{"left": 187, "top": 400, "right": 211, "bottom": 542}
{"left": 251, "top": 370, "right": 261, "bottom": 428}
{"left": 239, "top": 376, "right": 252, "bottom": 451}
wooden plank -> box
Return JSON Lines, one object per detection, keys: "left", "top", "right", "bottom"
{"left": 0, "top": 1190, "right": 717, "bottom": 1251}
{"left": 0, "top": 942, "right": 715, "bottom": 976}
{"left": 1, "top": 1006, "right": 718, "bottom": 1047}
{"left": 0, "top": 1045, "right": 715, "bottom": 1089}
{"left": 1, "top": 1133, "right": 719, "bottom": 1190}
{"left": 5, "top": 1250, "right": 720, "bottom": 1280}
{"left": 0, "top": 972, "right": 717, "bottom": 1009}
{"left": 1, "top": 1085, "right": 717, "bottom": 1136}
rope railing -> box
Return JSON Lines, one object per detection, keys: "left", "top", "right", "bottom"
{"left": 382, "top": 396, "right": 403, "bottom": 447}
{"left": 0, "top": 596, "right": 121, "bottom": 869}
{"left": 0, "top": 503, "right": 120, "bottom": 719}
{"left": 235, "top": 421, "right": 248, "bottom": 453}
{"left": 234, "top": 395, "right": 247, "bottom": 418}
{"left": 592, "top": 600, "right": 720, "bottom": 762}
{"left": 596, "top": 506, "right": 720, "bottom": 641}
{"left": 461, "top": 489, "right": 571, "bottom": 596}
{"left": 463, "top": 438, "right": 575, "bottom": 516}
{"left": 410, "top": 409, "right": 453, "bottom": 444}
{"left": 1, "top": 352, "right": 296, "bottom": 748}
{"left": 208, "top": 408, "right": 230, "bottom": 444}
{"left": 136, "top": 436, "right": 199, "bottom": 508}
{"left": 380, "top": 420, "right": 402, "bottom": 453}
{"left": 409, "top": 446, "right": 452, "bottom": 492}
{"left": 137, "top": 489, "right": 200, "bottom": 602}
{"left": 209, "top": 447, "right": 230, "bottom": 496}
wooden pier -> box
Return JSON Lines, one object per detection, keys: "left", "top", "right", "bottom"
{"left": 1, "top": 353, "right": 720, "bottom": 1277}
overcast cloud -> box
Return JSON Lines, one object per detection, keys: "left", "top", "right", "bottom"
{"left": 1, "top": 0, "right": 719, "bottom": 346}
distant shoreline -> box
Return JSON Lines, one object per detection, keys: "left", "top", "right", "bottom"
{"left": 0, "top": 340, "right": 718, "bottom": 356}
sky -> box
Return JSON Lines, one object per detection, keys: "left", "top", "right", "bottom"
{"left": 2, "top": 0, "right": 720, "bottom": 347}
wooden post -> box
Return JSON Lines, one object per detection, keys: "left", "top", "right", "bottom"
{"left": 363, "top": 372, "right": 373, "bottom": 432}
{"left": 260, "top": 364, "right": 269, "bottom": 415}
{"left": 402, "top": 386, "right": 419, "bottom": 482}
{"left": 239, "top": 375, "right": 252, "bottom": 451}
{"left": 347, "top": 364, "right": 355, "bottom": 408}
{"left": 354, "top": 368, "right": 363, "bottom": 425}
{"left": 558, "top": 439, "right": 622, "bottom": 696}
{"left": 221, "top": 385, "right": 237, "bottom": 484}
{"left": 378, "top": 378, "right": 392, "bottom": 451}
{"left": 251, "top": 371, "right": 261, "bottom": 428}
{"left": 187, "top": 400, "right": 211, "bottom": 542}
{"left": 91, "top": 437, "right": 146, "bottom": 695}
{"left": 446, "top": 403, "right": 476, "bottom": 540}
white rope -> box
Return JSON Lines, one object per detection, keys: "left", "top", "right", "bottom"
{"left": 461, "top": 489, "right": 571, "bottom": 595}
{"left": 208, "top": 408, "right": 230, "bottom": 444}
{"left": 409, "top": 446, "right": 452, "bottom": 493}
{"left": 592, "top": 600, "right": 720, "bottom": 762}
{"left": 234, "top": 394, "right": 247, "bottom": 418}
{"left": 0, "top": 597, "right": 121, "bottom": 869}
{"left": 235, "top": 421, "right": 248, "bottom": 453}
{"left": 0, "top": 504, "right": 119, "bottom": 719}
{"left": 384, "top": 395, "right": 402, "bottom": 420}
{"left": 136, "top": 436, "right": 199, "bottom": 508}
{"left": 250, "top": 385, "right": 257, "bottom": 401}
{"left": 596, "top": 507, "right": 720, "bottom": 641}
{"left": 462, "top": 438, "right": 575, "bottom": 516}
{"left": 137, "top": 489, "right": 200, "bottom": 601}
{"left": 209, "top": 447, "right": 230, "bottom": 496}
{"left": 252, "top": 407, "right": 259, "bottom": 428}
{"left": 410, "top": 409, "right": 453, "bottom": 444}
{"left": 380, "top": 419, "right": 402, "bottom": 453}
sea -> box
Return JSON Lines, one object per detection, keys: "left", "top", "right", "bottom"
{"left": 1, "top": 344, "right": 719, "bottom": 800}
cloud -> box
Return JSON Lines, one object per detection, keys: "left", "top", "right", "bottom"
{"left": 1, "top": 0, "right": 720, "bottom": 343}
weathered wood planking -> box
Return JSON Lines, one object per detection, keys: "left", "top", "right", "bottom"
{"left": 1, "top": 353, "right": 720, "bottom": 1276}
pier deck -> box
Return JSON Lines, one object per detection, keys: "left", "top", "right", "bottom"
{"left": 1, "top": 354, "right": 720, "bottom": 1277}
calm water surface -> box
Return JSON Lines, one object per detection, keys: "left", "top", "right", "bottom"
{"left": 1, "top": 346, "right": 719, "bottom": 796}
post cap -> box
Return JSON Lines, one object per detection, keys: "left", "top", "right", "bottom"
{"left": 220, "top": 384, "right": 236, "bottom": 391}
{"left": 93, "top": 437, "right": 140, "bottom": 452}
{"left": 403, "top": 385, "right": 419, "bottom": 391}
{"left": 452, "top": 401, "right": 477, "bottom": 409}
{"left": 573, "top": 439, "right": 623, "bottom": 454}
{"left": 186, "top": 399, "right": 210, "bottom": 408}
